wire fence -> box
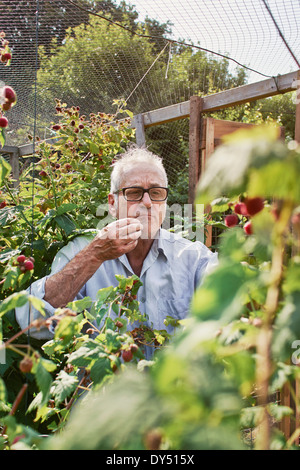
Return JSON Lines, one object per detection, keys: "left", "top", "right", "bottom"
{"left": 1, "top": 0, "right": 299, "bottom": 149}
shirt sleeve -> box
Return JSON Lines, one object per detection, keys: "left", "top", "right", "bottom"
{"left": 194, "top": 244, "right": 219, "bottom": 288}
{"left": 15, "top": 235, "right": 91, "bottom": 339}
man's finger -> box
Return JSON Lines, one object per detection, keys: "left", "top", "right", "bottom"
{"left": 118, "top": 223, "right": 143, "bottom": 239}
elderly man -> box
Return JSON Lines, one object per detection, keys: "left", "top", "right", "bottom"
{"left": 16, "top": 146, "right": 218, "bottom": 351}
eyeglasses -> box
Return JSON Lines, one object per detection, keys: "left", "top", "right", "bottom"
{"left": 116, "top": 186, "right": 169, "bottom": 202}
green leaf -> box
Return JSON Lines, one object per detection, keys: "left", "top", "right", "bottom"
{"left": 105, "top": 329, "right": 122, "bottom": 353}
{"left": 2, "top": 268, "right": 19, "bottom": 291}
{"left": 248, "top": 158, "right": 300, "bottom": 202}
{"left": 191, "top": 261, "right": 256, "bottom": 324}
{"left": 89, "top": 142, "right": 100, "bottom": 154}
{"left": 268, "top": 403, "right": 293, "bottom": 422}
{"left": 0, "top": 377, "right": 7, "bottom": 402}
{"left": 0, "top": 156, "right": 11, "bottom": 184}
{"left": 35, "top": 359, "right": 54, "bottom": 404}
{"left": 0, "top": 132, "right": 6, "bottom": 150}
{"left": 96, "top": 286, "right": 116, "bottom": 303}
{"left": 56, "top": 203, "right": 78, "bottom": 216}
{"left": 28, "top": 295, "right": 46, "bottom": 315}
{"left": 51, "top": 370, "right": 78, "bottom": 406}
{"left": 0, "top": 291, "right": 29, "bottom": 318}
{"left": 54, "top": 213, "right": 77, "bottom": 235}
{"left": 196, "top": 124, "right": 284, "bottom": 204}
{"left": 68, "top": 342, "right": 104, "bottom": 367}
{"left": 54, "top": 315, "right": 81, "bottom": 346}
{"left": 67, "top": 297, "right": 92, "bottom": 313}
{"left": 240, "top": 406, "right": 264, "bottom": 429}
{"left": 90, "top": 354, "right": 112, "bottom": 385}
{"left": 272, "top": 299, "right": 300, "bottom": 362}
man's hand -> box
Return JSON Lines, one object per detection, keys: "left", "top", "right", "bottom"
{"left": 44, "top": 218, "right": 143, "bottom": 309}
{"left": 92, "top": 218, "right": 143, "bottom": 262}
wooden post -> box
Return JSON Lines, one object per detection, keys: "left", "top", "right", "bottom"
{"left": 188, "top": 96, "right": 203, "bottom": 204}
{"left": 292, "top": 69, "right": 300, "bottom": 445}
{"left": 9, "top": 148, "right": 19, "bottom": 187}
{"left": 134, "top": 113, "right": 146, "bottom": 147}
{"left": 280, "top": 71, "right": 300, "bottom": 443}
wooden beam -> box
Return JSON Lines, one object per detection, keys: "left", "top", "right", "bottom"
{"left": 142, "top": 101, "right": 190, "bottom": 128}
{"left": 141, "top": 70, "right": 299, "bottom": 128}
{"left": 1, "top": 145, "right": 19, "bottom": 154}
{"left": 134, "top": 114, "right": 146, "bottom": 147}
{"left": 188, "top": 96, "right": 203, "bottom": 204}
{"left": 202, "top": 70, "right": 298, "bottom": 112}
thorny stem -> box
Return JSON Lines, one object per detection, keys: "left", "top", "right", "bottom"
{"left": 255, "top": 202, "right": 293, "bottom": 450}
{"left": 1, "top": 383, "right": 28, "bottom": 437}
{"left": 65, "top": 370, "right": 90, "bottom": 412}
{"left": 3, "top": 181, "right": 35, "bottom": 233}
{"left": 44, "top": 149, "right": 58, "bottom": 210}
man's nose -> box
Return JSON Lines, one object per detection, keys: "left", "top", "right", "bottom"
{"left": 141, "top": 191, "right": 152, "bottom": 207}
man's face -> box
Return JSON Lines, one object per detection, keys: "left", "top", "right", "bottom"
{"left": 110, "top": 163, "right": 167, "bottom": 239}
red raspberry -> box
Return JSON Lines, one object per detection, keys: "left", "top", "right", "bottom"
{"left": 245, "top": 197, "right": 264, "bottom": 216}
{"left": 244, "top": 220, "right": 253, "bottom": 235}
{"left": 3, "top": 86, "right": 16, "bottom": 103}
{"left": 0, "top": 116, "right": 8, "bottom": 128}
{"left": 234, "top": 202, "right": 248, "bottom": 215}
{"left": 130, "top": 343, "right": 139, "bottom": 353}
{"left": 52, "top": 124, "right": 61, "bottom": 131}
{"left": 3, "top": 52, "right": 11, "bottom": 61}
{"left": 23, "top": 260, "right": 34, "bottom": 271}
{"left": 0, "top": 201, "right": 6, "bottom": 208}
{"left": 17, "top": 255, "right": 26, "bottom": 264}
{"left": 122, "top": 349, "right": 133, "bottom": 362}
{"left": 225, "top": 214, "right": 239, "bottom": 227}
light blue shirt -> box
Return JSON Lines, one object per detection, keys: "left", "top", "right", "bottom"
{"left": 15, "top": 229, "right": 218, "bottom": 353}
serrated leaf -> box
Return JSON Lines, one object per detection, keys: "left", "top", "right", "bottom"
{"left": 90, "top": 354, "right": 112, "bottom": 385}
{"left": 51, "top": 370, "right": 78, "bottom": 406}
{"left": 68, "top": 343, "right": 104, "bottom": 367}
{"left": 28, "top": 295, "right": 46, "bottom": 315}
{"left": 89, "top": 141, "right": 100, "bottom": 154}
{"left": 56, "top": 203, "right": 78, "bottom": 216}
{"left": 67, "top": 297, "right": 92, "bottom": 313}
{"left": 54, "top": 213, "right": 77, "bottom": 235}
{"left": 96, "top": 286, "right": 116, "bottom": 303}
{"left": 105, "top": 329, "right": 122, "bottom": 353}
{"left": 0, "top": 291, "right": 29, "bottom": 317}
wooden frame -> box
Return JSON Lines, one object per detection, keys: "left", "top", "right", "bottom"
{"left": 0, "top": 67, "right": 299, "bottom": 443}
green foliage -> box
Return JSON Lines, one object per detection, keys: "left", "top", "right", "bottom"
{"left": 1, "top": 115, "right": 300, "bottom": 450}
{"left": 41, "top": 125, "right": 300, "bottom": 451}
{"left": 0, "top": 100, "right": 135, "bottom": 299}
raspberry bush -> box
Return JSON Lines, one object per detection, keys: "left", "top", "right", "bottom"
{"left": 41, "top": 126, "right": 300, "bottom": 451}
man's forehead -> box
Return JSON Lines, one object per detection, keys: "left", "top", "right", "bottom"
{"left": 121, "top": 163, "right": 166, "bottom": 185}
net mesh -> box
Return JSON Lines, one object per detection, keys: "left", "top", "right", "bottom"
{"left": 0, "top": 0, "right": 299, "bottom": 187}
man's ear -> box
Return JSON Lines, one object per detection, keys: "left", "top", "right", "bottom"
{"left": 108, "top": 193, "right": 118, "bottom": 218}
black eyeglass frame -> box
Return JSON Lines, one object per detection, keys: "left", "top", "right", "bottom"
{"left": 115, "top": 186, "right": 169, "bottom": 202}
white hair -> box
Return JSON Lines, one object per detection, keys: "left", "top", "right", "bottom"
{"left": 110, "top": 145, "right": 168, "bottom": 194}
